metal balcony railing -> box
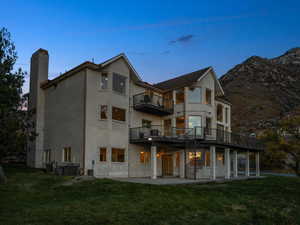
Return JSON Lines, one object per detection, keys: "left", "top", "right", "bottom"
{"left": 132, "top": 92, "right": 173, "bottom": 115}
{"left": 129, "top": 126, "right": 264, "bottom": 150}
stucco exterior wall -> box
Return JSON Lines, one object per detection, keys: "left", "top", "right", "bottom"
{"left": 43, "top": 70, "right": 85, "bottom": 167}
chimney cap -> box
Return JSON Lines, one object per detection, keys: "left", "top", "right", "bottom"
{"left": 33, "top": 48, "right": 49, "bottom": 56}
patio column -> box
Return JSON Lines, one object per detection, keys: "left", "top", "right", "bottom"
{"left": 255, "top": 152, "right": 260, "bottom": 177}
{"left": 233, "top": 150, "right": 238, "bottom": 177}
{"left": 151, "top": 145, "right": 157, "bottom": 179}
{"left": 245, "top": 151, "right": 250, "bottom": 177}
{"left": 180, "top": 151, "right": 185, "bottom": 178}
{"left": 225, "top": 148, "right": 231, "bottom": 179}
{"left": 210, "top": 146, "right": 216, "bottom": 180}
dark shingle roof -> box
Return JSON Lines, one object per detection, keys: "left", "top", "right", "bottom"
{"left": 153, "top": 67, "right": 211, "bottom": 91}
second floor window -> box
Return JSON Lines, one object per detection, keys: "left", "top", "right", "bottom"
{"left": 188, "top": 87, "right": 201, "bottom": 103}
{"left": 100, "top": 105, "right": 108, "bottom": 119}
{"left": 113, "top": 73, "right": 126, "bottom": 95}
{"left": 205, "top": 88, "right": 212, "bottom": 105}
{"left": 100, "top": 73, "right": 108, "bottom": 89}
{"left": 175, "top": 88, "right": 184, "bottom": 104}
{"left": 63, "top": 147, "right": 72, "bottom": 162}
{"left": 112, "top": 106, "right": 126, "bottom": 122}
{"left": 217, "top": 104, "right": 223, "bottom": 122}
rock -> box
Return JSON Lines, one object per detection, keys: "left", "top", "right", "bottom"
{"left": 0, "top": 165, "right": 7, "bottom": 184}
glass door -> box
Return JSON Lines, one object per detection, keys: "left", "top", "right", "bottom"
{"left": 188, "top": 116, "right": 202, "bottom": 137}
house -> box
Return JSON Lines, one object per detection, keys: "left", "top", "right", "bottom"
{"left": 27, "top": 48, "right": 263, "bottom": 180}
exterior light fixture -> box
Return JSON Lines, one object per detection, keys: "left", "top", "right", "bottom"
{"left": 148, "top": 137, "right": 152, "bottom": 141}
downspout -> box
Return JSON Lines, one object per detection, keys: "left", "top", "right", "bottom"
{"left": 82, "top": 69, "right": 87, "bottom": 175}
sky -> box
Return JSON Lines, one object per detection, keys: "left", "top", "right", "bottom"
{"left": 1, "top": 0, "right": 300, "bottom": 93}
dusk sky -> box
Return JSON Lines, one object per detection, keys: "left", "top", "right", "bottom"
{"left": 1, "top": 0, "right": 300, "bottom": 93}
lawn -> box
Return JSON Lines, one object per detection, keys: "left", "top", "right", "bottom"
{"left": 0, "top": 165, "right": 300, "bottom": 225}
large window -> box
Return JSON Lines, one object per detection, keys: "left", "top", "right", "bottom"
{"left": 112, "top": 148, "right": 125, "bottom": 162}
{"left": 217, "top": 104, "right": 223, "bottom": 122}
{"left": 100, "top": 73, "right": 108, "bottom": 89}
{"left": 175, "top": 88, "right": 184, "bottom": 104}
{"left": 113, "top": 73, "right": 126, "bottom": 95}
{"left": 205, "top": 88, "right": 212, "bottom": 105}
{"left": 100, "top": 105, "right": 108, "bottom": 120}
{"left": 140, "top": 151, "right": 150, "bottom": 163}
{"left": 188, "top": 116, "right": 202, "bottom": 136}
{"left": 63, "top": 147, "right": 72, "bottom": 162}
{"left": 112, "top": 106, "right": 126, "bottom": 121}
{"left": 188, "top": 87, "right": 202, "bottom": 103}
{"left": 99, "top": 148, "right": 107, "bottom": 162}
{"left": 142, "top": 119, "right": 152, "bottom": 128}
{"left": 225, "top": 108, "right": 229, "bottom": 124}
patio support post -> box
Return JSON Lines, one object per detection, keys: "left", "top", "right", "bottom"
{"left": 245, "top": 151, "right": 250, "bottom": 177}
{"left": 225, "top": 148, "right": 231, "bottom": 179}
{"left": 180, "top": 150, "right": 185, "bottom": 178}
{"left": 151, "top": 145, "right": 157, "bottom": 179}
{"left": 255, "top": 152, "right": 260, "bottom": 177}
{"left": 233, "top": 150, "right": 238, "bottom": 177}
{"left": 210, "top": 146, "right": 216, "bottom": 180}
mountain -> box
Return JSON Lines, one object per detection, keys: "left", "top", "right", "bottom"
{"left": 219, "top": 48, "right": 300, "bottom": 133}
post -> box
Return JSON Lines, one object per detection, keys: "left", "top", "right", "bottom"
{"left": 151, "top": 145, "right": 157, "bottom": 179}
{"left": 180, "top": 150, "right": 185, "bottom": 178}
{"left": 210, "top": 146, "right": 216, "bottom": 180}
{"left": 225, "top": 148, "right": 231, "bottom": 179}
{"left": 233, "top": 150, "right": 238, "bottom": 178}
{"left": 255, "top": 152, "right": 260, "bottom": 177}
{"left": 245, "top": 151, "right": 250, "bottom": 177}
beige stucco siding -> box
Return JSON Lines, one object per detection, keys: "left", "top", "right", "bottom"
{"left": 85, "top": 59, "right": 130, "bottom": 177}
{"left": 43, "top": 70, "right": 85, "bottom": 166}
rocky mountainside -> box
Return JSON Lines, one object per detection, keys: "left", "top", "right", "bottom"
{"left": 219, "top": 48, "right": 300, "bottom": 133}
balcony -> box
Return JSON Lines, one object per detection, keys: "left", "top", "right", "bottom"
{"left": 129, "top": 126, "right": 264, "bottom": 151}
{"left": 133, "top": 92, "right": 173, "bottom": 116}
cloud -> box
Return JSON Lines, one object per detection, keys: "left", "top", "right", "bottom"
{"left": 169, "top": 35, "right": 195, "bottom": 44}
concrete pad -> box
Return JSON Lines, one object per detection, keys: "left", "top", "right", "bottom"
{"left": 110, "top": 176, "right": 265, "bottom": 185}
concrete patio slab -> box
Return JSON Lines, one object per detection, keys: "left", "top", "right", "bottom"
{"left": 111, "top": 176, "right": 265, "bottom": 185}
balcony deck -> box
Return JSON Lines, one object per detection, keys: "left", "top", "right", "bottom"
{"left": 133, "top": 92, "right": 173, "bottom": 116}
{"left": 129, "top": 126, "right": 264, "bottom": 151}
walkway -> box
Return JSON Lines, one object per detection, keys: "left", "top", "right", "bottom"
{"left": 111, "top": 176, "right": 265, "bottom": 185}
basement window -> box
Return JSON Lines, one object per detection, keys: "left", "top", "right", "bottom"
{"left": 140, "top": 151, "right": 150, "bottom": 163}
{"left": 63, "top": 147, "right": 72, "bottom": 162}
{"left": 112, "top": 148, "right": 125, "bottom": 162}
{"left": 99, "top": 148, "right": 107, "bottom": 162}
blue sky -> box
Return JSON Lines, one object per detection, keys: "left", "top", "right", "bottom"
{"left": 1, "top": 0, "right": 300, "bottom": 92}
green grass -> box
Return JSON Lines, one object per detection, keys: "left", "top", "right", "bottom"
{"left": 0, "top": 165, "right": 300, "bottom": 225}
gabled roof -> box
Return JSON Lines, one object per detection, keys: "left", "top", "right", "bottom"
{"left": 100, "top": 53, "right": 141, "bottom": 81}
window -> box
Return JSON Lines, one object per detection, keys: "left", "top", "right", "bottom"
{"left": 225, "top": 108, "right": 229, "bottom": 124}
{"left": 189, "top": 116, "right": 202, "bottom": 136}
{"left": 188, "top": 87, "right": 201, "bottom": 103}
{"left": 217, "top": 104, "right": 223, "bottom": 122}
{"left": 45, "top": 149, "right": 51, "bottom": 163}
{"left": 142, "top": 119, "right": 152, "bottom": 128}
{"left": 100, "top": 73, "right": 108, "bottom": 89}
{"left": 100, "top": 105, "right": 108, "bottom": 119}
{"left": 113, "top": 73, "right": 126, "bottom": 95}
{"left": 205, "top": 88, "right": 212, "bottom": 105}
{"left": 175, "top": 88, "right": 184, "bottom": 104}
{"left": 99, "top": 148, "right": 107, "bottom": 162}
{"left": 112, "top": 106, "right": 126, "bottom": 121}
{"left": 176, "top": 152, "right": 180, "bottom": 167}
{"left": 112, "top": 148, "right": 125, "bottom": 162}
{"left": 217, "top": 153, "right": 224, "bottom": 164}
{"left": 205, "top": 151, "right": 210, "bottom": 167}
{"left": 63, "top": 147, "right": 72, "bottom": 162}
{"left": 206, "top": 117, "right": 212, "bottom": 135}
{"left": 140, "top": 151, "right": 150, "bottom": 163}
